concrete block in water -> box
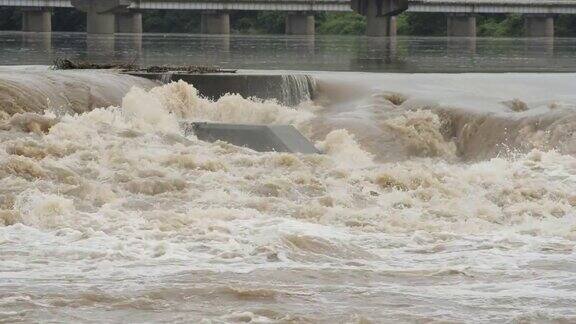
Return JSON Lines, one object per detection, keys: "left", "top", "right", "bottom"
{"left": 183, "top": 122, "right": 320, "bottom": 154}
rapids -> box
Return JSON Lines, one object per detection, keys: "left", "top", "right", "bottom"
{"left": 0, "top": 67, "right": 575, "bottom": 323}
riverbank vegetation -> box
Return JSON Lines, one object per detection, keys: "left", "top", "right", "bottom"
{"left": 1, "top": 7, "right": 576, "bottom": 37}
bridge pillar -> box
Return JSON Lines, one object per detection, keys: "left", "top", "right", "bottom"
{"left": 285, "top": 13, "right": 315, "bottom": 35}
{"left": 86, "top": 11, "right": 116, "bottom": 34}
{"left": 447, "top": 14, "right": 476, "bottom": 37}
{"left": 201, "top": 11, "right": 230, "bottom": 34}
{"left": 524, "top": 14, "right": 555, "bottom": 38}
{"left": 22, "top": 8, "right": 52, "bottom": 32}
{"left": 71, "top": 0, "right": 131, "bottom": 34}
{"left": 367, "top": 13, "right": 397, "bottom": 37}
{"left": 116, "top": 12, "right": 143, "bottom": 33}
{"left": 352, "top": 0, "right": 406, "bottom": 37}
{"left": 365, "top": 0, "right": 397, "bottom": 37}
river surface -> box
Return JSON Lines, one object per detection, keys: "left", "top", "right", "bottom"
{"left": 0, "top": 33, "right": 576, "bottom": 323}
{"left": 1, "top": 32, "right": 576, "bottom": 72}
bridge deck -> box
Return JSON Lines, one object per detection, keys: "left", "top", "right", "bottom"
{"left": 2, "top": 0, "right": 576, "bottom": 14}
{"left": 410, "top": 0, "right": 576, "bottom": 13}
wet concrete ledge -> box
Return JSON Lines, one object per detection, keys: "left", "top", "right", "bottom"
{"left": 127, "top": 72, "right": 316, "bottom": 107}
{"left": 183, "top": 122, "right": 320, "bottom": 154}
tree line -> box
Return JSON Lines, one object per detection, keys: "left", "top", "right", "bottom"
{"left": 1, "top": 7, "right": 576, "bottom": 36}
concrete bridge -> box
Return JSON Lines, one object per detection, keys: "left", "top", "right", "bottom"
{"left": 4, "top": 0, "right": 576, "bottom": 37}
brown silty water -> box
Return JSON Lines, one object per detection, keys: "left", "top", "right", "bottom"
{"left": 0, "top": 67, "right": 575, "bottom": 323}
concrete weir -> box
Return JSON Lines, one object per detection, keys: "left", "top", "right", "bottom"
{"left": 130, "top": 72, "right": 319, "bottom": 153}
{"left": 183, "top": 122, "right": 320, "bottom": 154}
{"left": 129, "top": 72, "right": 316, "bottom": 106}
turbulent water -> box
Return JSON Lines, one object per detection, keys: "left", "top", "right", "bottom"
{"left": 1, "top": 67, "right": 576, "bottom": 323}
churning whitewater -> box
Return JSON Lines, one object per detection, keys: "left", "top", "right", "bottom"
{"left": 0, "top": 68, "right": 576, "bottom": 323}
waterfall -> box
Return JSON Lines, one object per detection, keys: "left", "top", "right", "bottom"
{"left": 160, "top": 72, "right": 174, "bottom": 84}
{"left": 280, "top": 74, "right": 316, "bottom": 106}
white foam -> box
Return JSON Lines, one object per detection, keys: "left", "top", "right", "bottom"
{"left": 1, "top": 74, "right": 576, "bottom": 322}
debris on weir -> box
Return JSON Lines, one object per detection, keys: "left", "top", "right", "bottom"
{"left": 52, "top": 58, "right": 137, "bottom": 71}
{"left": 52, "top": 58, "right": 236, "bottom": 74}
{"left": 143, "top": 65, "right": 236, "bottom": 74}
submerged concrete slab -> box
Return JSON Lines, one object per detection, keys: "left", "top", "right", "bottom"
{"left": 182, "top": 122, "right": 320, "bottom": 154}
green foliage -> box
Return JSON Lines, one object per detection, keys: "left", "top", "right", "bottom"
{"left": 477, "top": 14, "right": 523, "bottom": 37}
{"left": 231, "top": 11, "right": 284, "bottom": 34}
{"left": 142, "top": 10, "right": 200, "bottom": 33}
{"left": 1, "top": 6, "right": 576, "bottom": 37}
{"left": 254, "top": 12, "right": 285, "bottom": 34}
{"left": 317, "top": 13, "right": 366, "bottom": 35}
{"left": 233, "top": 12, "right": 259, "bottom": 33}
{"left": 0, "top": 7, "right": 86, "bottom": 32}
{"left": 53, "top": 8, "right": 85, "bottom": 32}
{"left": 556, "top": 14, "right": 576, "bottom": 37}
{"left": 399, "top": 13, "right": 446, "bottom": 36}
{"left": 396, "top": 14, "right": 408, "bottom": 35}
{"left": 0, "top": 7, "right": 21, "bottom": 30}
